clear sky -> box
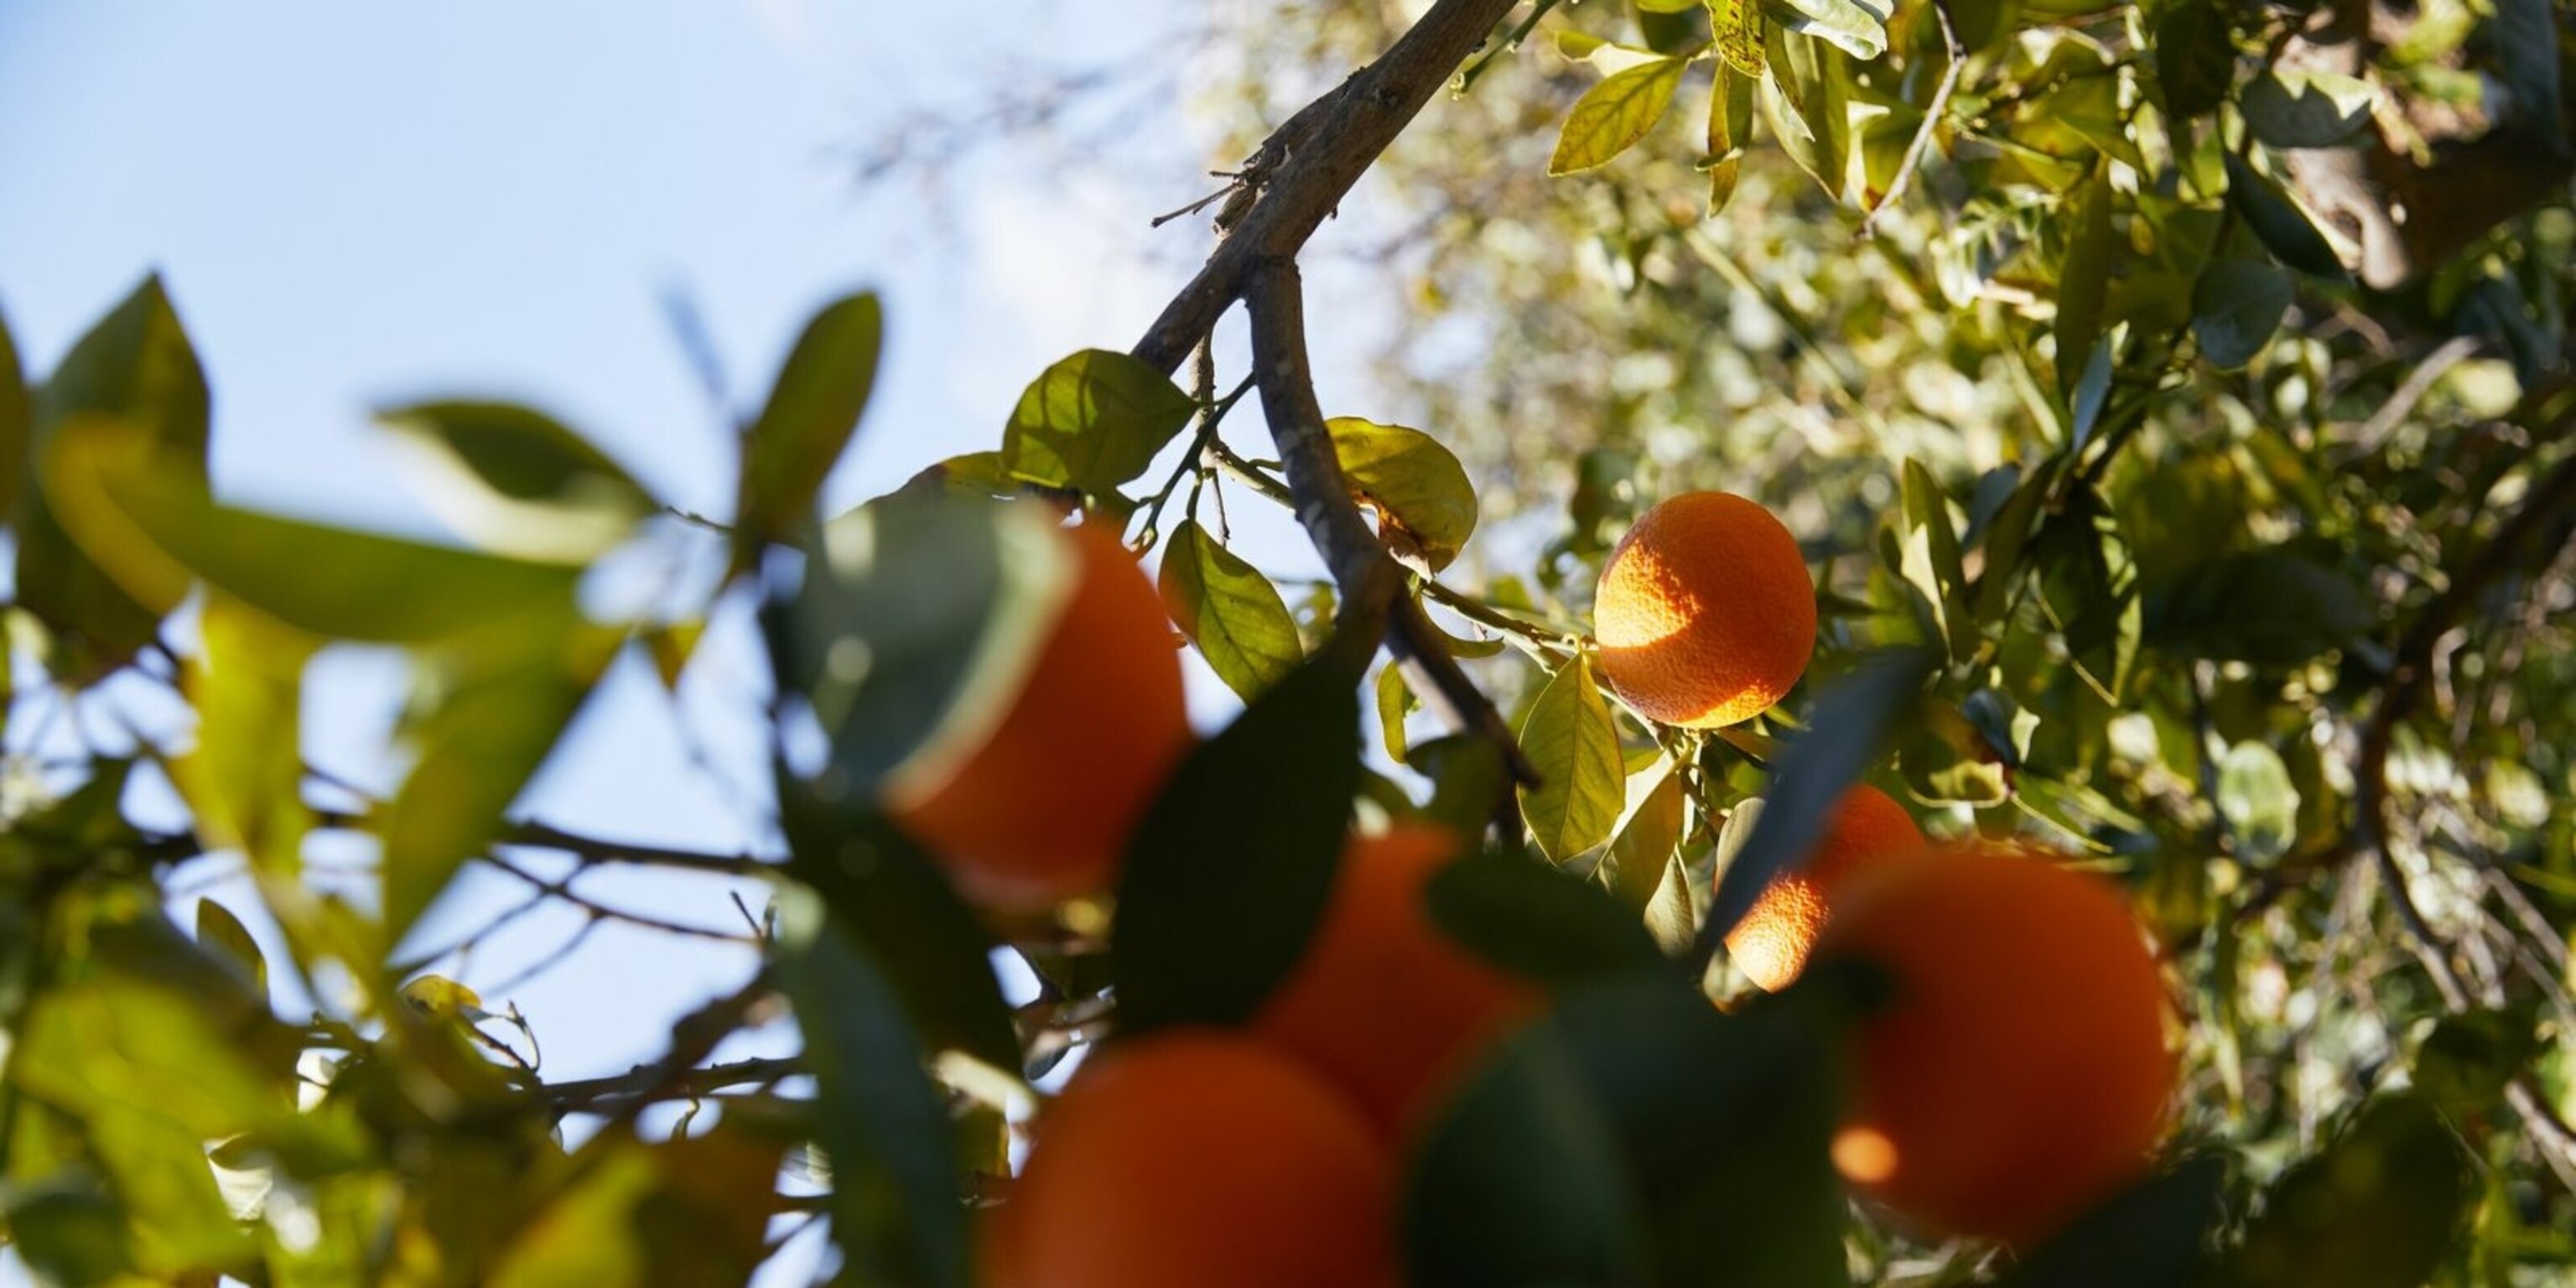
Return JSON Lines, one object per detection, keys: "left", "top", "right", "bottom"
{"left": 0, "top": 1, "right": 1302, "bottom": 1280}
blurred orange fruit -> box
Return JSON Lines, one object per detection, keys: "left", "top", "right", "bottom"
{"left": 1592, "top": 491, "right": 1815, "bottom": 729}
{"left": 1817, "top": 843, "right": 2178, "bottom": 1246}
{"left": 1723, "top": 784, "right": 1925, "bottom": 991}
{"left": 981, "top": 1031, "right": 1399, "bottom": 1288}
{"left": 1254, "top": 826, "right": 1540, "bottom": 1141}
{"left": 891, "top": 518, "right": 1192, "bottom": 911}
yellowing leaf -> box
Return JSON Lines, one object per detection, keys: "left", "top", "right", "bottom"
{"left": 1550, "top": 57, "right": 1688, "bottom": 177}
{"left": 1517, "top": 654, "right": 1626, "bottom": 861}
{"left": 1325, "top": 417, "right": 1478, "bottom": 571}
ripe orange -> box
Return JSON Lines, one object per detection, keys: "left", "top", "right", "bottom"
{"left": 1723, "top": 784, "right": 1925, "bottom": 992}
{"left": 1254, "top": 826, "right": 1540, "bottom": 1141}
{"left": 1593, "top": 491, "right": 1815, "bottom": 728}
{"left": 890, "top": 517, "right": 1192, "bottom": 911}
{"left": 1816, "top": 843, "right": 2177, "bottom": 1246}
{"left": 981, "top": 1031, "right": 1400, "bottom": 1288}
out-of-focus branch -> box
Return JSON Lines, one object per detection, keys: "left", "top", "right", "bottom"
{"left": 545, "top": 1054, "right": 803, "bottom": 1117}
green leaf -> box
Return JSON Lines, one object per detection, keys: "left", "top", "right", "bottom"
{"left": 175, "top": 593, "right": 315, "bottom": 880}
{"left": 2215, "top": 741, "right": 2299, "bottom": 865}
{"left": 2147, "top": 548, "right": 2373, "bottom": 666}
{"left": 1414, "top": 735, "right": 1512, "bottom": 837}
{"left": 379, "top": 628, "right": 617, "bottom": 945}
{"left": 194, "top": 898, "right": 267, "bottom": 998}
{"left": 2222, "top": 153, "right": 2347, "bottom": 279}
{"left": 1706, "top": 63, "right": 1756, "bottom": 215}
{"left": 36, "top": 273, "right": 210, "bottom": 465}
{"left": 1426, "top": 849, "right": 1668, "bottom": 984}
{"left": 1701, "top": 649, "right": 1935, "bottom": 955}
{"left": 771, "top": 886, "right": 972, "bottom": 1288}
{"left": 2033, "top": 487, "right": 2140, "bottom": 704}
{"left": 2488, "top": 0, "right": 2563, "bottom": 143}
{"left": 2193, "top": 259, "right": 2294, "bottom": 370}
{"left": 1517, "top": 655, "right": 1627, "bottom": 861}
{"left": 1404, "top": 986, "right": 1655, "bottom": 1288}
{"left": 2240, "top": 70, "right": 2378, "bottom": 148}
{"left": 2412, "top": 1009, "right": 2538, "bottom": 1119}
{"left": 1325, "top": 418, "right": 1479, "bottom": 571}
{"left": 1550, "top": 57, "right": 1689, "bottom": 176}
{"left": 1995, "top": 1156, "right": 2228, "bottom": 1288}
{"left": 1758, "top": 0, "right": 1889, "bottom": 61}
{"left": 2152, "top": 0, "right": 2236, "bottom": 121}
{"left": 1640, "top": 851, "right": 1701, "bottom": 957}
{"left": 377, "top": 400, "right": 657, "bottom": 561}
{"left": 1973, "top": 456, "right": 2059, "bottom": 625}
{"left": 732, "top": 290, "right": 883, "bottom": 574}
{"left": 2217, "top": 1094, "right": 2470, "bottom": 1288}
{"left": 1112, "top": 649, "right": 1361, "bottom": 1032}
{"left": 1556, "top": 30, "right": 1671, "bottom": 74}
{"left": 1761, "top": 24, "right": 1851, "bottom": 200}
{"left": 1896, "top": 459, "right": 1973, "bottom": 662}
{"left": 1609, "top": 763, "right": 1688, "bottom": 916}
{"left": 0, "top": 304, "right": 27, "bottom": 527}
{"left": 2056, "top": 164, "right": 2115, "bottom": 397}
{"left": 1000, "top": 349, "right": 1195, "bottom": 497}
{"left": 1376, "top": 661, "right": 1418, "bottom": 762}
{"left": 774, "top": 775, "right": 1021, "bottom": 1070}
{"left": 1711, "top": 0, "right": 1767, "bottom": 75}
{"left": 1159, "top": 517, "right": 1303, "bottom": 699}
{"left": 489, "top": 1116, "right": 792, "bottom": 1288}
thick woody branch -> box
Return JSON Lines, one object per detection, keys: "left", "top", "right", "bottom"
{"left": 1129, "top": 0, "right": 1523, "bottom": 373}
{"left": 1243, "top": 258, "right": 1538, "bottom": 792}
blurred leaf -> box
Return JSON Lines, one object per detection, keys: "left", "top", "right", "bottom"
{"left": 1895, "top": 459, "right": 1972, "bottom": 662}
{"left": 1701, "top": 648, "right": 1935, "bottom": 955}
{"left": 2412, "top": 1009, "right": 2538, "bottom": 1119}
{"left": 1609, "top": 764, "right": 1687, "bottom": 913}
{"left": 771, "top": 886, "right": 972, "bottom": 1288}
{"left": 1000, "top": 349, "right": 1194, "bottom": 497}
{"left": 2240, "top": 70, "right": 2377, "bottom": 148}
{"left": 2146, "top": 548, "right": 2373, "bottom": 666}
{"left": 1377, "top": 661, "right": 1418, "bottom": 762}
{"left": 377, "top": 400, "right": 656, "bottom": 562}
{"left": 2194, "top": 259, "right": 2293, "bottom": 370}
{"left": 1518, "top": 654, "right": 1627, "bottom": 862}
{"left": 2488, "top": 0, "right": 2563, "bottom": 143}
{"left": 1551, "top": 56, "right": 1688, "bottom": 176}
{"left": 1759, "top": 0, "right": 1889, "bottom": 60}
{"left": 1996, "top": 1156, "right": 2229, "bottom": 1288}
{"left": 491, "top": 1117, "right": 791, "bottom": 1288}
{"left": 2056, "top": 165, "right": 2115, "bottom": 397}
{"left": 2152, "top": 0, "right": 2235, "bottom": 120}
{"left": 1326, "top": 418, "right": 1479, "bottom": 570}
{"left": 1961, "top": 688, "right": 2038, "bottom": 767}
{"left": 2216, "top": 1094, "right": 2470, "bottom": 1288}
{"left": 1159, "top": 517, "right": 1302, "bottom": 699}
{"left": 379, "top": 627, "right": 616, "bottom": 946}
{"left": 1113, "top": 649, "right": 1360, "bottom": 1032}
{"left": 1948, "top": 0, "right": 2020, "bottom": 51}
{"left": 175, "top": 593, "right": 314, "bottom": 880}
{"left": 1405, "top": 987, "right": 1655, "bottom": 1288}
{"left": 2222, "top": 153, "right": 2347, "bottom": 280}
{"left": 194, "top": 898, "right": 267, "bottom": 999}
{"left": 2216, "top": 741, "right": 2299, "bottom": 865}
{"left": 0, "top": 304, "right": 26, "bottom": 526}
{"left": 1426, "top": 848, "right": 1667, "bottom": 983}
{"left": 775, "top": 774, "right": 1021, "bottom": 1069}
{"left": 1415, "top": 735, "right": 1512, "bottom": 837}
{"left": 4, "top": 1184, "right": 135, "bottom": 1286}
{"left": 732, "top": 290, "right": 883, "bottom": 574}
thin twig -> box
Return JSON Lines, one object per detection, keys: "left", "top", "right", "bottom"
{"left": 1857, "top": 0, "right": 1965, "bottom": 239}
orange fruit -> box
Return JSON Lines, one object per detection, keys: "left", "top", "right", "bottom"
{"left": 983, "top": 1031, "right": 1399, "bottom": 1288}
{"left": 1723, "top": 784, "right": 1926, "bottom": 991}
{"left": 890, "top": 517, "right": 1192, "bottom": 911}
{"left": 1816, "top": 843, "right": 2178, "bottom": 1246}
{"left": 1593, "top": 491, "right": 1815, "bottom": 728}
{"left": 1254, "top": 826, "right": 1540, "bottom": 1141}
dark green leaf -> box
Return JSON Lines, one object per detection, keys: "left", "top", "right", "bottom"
{"left": 732, "top": 291, "right": 883, "bottom": 574}
{"left": 1518, "top": 655, "right": 1628, "bottom": 862}
{"left": 2152, "top": 0, "right": 2236, "bottom": 120}
{"left": 2222, "top": 153, "right": 2347, "bottom": 280}
{"left": 1000, "top": 349, "right": 1195, "bottom": 496}
{"left": 2146, "top": 548, "right": 2374, "bottom": 666}
{"left": 1550, "top": 57, "right": 1689, "bottom": 176}
{"left": 771, "top": 886, "right": 971, "bottom": 1288}
{"left": 195, "top": 898, "right": 267, "bottom": 998}
{"left": 1429, "top": 847, "right": 1670, "bottom": 983}
{"left": 2194, "top": 259, "right": 2293, "bottom": 370}
{"left": 2240, "top": 70, "right": 2377, "bottom": 148}
{"left": 1995, "top": 1156, "right": 2228, "bottom": 1288}
{"left": 1414, "top": 735, "right": 1512, "bottom": 837}
{"left": 2033, "top": 487, "right": 2139, "bottom": 704}
{"left": 2412, "top": 1009, "right": 2538, "bottom": 1119}
{"left": 1326, "top": 418, "right": 1480, "bottom": 570}
{"left": 2216, "top": 1094, "right": 2470, "bottom": 1288}
{"left": 1159, "top": 518, "right": 1302, "bottom": 699}
{"left": 377, "top": 400, "right": 656, "bottom": 560}
{"left": 1762, "top": 25, "right": 1850, "bottom": 199}
{"left": 1112, "top": 650, "right": 1361, "bottom": 1032}
{"left": 1699, "top": 648, "right": 1935, "bottom": 957}
{"left": 2488, "top": 0, "right": 2563, "bottom": 143}
{"left": 2056, "top": 165, "right": 2115, "bottom": 398}
{"left": 1895, "top": 459, "right": 1972, "bottom": 662}
{"left": 0, "top": 304, "right": 27, "bottom": 527}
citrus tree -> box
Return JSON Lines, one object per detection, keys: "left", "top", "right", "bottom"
{"left": 5, "top": 0, "right": 2575, "bottom": 1283}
